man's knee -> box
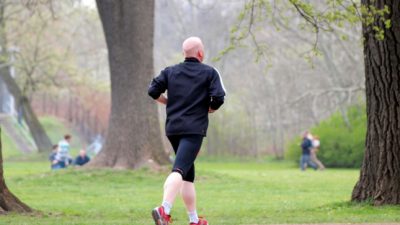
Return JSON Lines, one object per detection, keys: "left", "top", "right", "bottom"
{"left": 163, "top": 171, "right": 183, "bottom": 190}
{"left": 183, "top": 173, "right": 195, "bottom": 183}
{"left": 171, "top": 167, "right": 195, "bottom": 183}
{"left": 172, "top": 167, "right": 185, "bottom": 177}
{"left": 183, "top": 167, "right": 195, "bottom": 183}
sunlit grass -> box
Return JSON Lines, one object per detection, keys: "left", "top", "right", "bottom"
{"left": 1, "top": 129, "right": 23, "bottom": 159}
{"left": 1, "top": 158, "right": 399, "bottom": 225}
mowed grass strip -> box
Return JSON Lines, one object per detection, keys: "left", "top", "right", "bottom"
{"left": 1, "top": 159, "right": 400, "bottom": 225}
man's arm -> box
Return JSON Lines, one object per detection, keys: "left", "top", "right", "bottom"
{"left": 208, "top": 96, "right": 224, "bottom": 113}
{"left": 208, "top": 68, "right": 226, "bottom": 113}
{"left": 156, "top": 94, "right": 168, "bottom": 105}
{"left": 148, "top": 69, "right": 168, "bottom": 101}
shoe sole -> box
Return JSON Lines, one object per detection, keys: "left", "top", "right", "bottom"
{"left": 151, "top": 208, "right": 165, "bottom": 225}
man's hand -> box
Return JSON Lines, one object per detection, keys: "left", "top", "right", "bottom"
{"left": 208, "top": 107, "right": 216, "bottom": 113}
{"left": 156, "top": 95, "right": 168, "bottom": 105}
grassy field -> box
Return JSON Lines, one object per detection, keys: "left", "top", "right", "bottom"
{"left": 1, "top": 116, "right": 397, "bottom": 224}
{"left": 1, "top": 128, "right": 23, "bottom": 159}
{"left": 1, "top": 158, "right": 400, "bottom": 225}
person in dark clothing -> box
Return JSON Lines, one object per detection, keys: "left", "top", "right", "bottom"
{"left": 49, "top": 144, "right": 60, "bottom": 170}
{"left": 300, "top": 131, "right": 318, "bottom": 171}
{"left": 149, "top": 37, "right": 225, "bottom": 225}
{"left": 74, "top": 149, "right": 90, "bottom": 166}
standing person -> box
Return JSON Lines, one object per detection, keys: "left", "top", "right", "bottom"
{"left": 311, "top": 135, "right": 325, "bottom": 170}
{"left": 148, "top": 37, "right": 226, "bottom": 225}
{"left": 300, "top": 131, "right": 318, "bottom": 171}
{"left": 56, "top": 134, "right": 72, "bottom": 168}
{"left": 74, "top": 149, "right": 90, "bottom": 166}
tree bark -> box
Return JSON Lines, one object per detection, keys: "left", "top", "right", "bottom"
{"left": 0, "top": 128, "right": 32, "bottom": 213}
{"left": 352, "top": 0, "right": 400, "bottom": 205}
{"left": 89, "top": 0, "right": 169, "bottom": 169}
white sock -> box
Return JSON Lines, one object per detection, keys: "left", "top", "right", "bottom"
{"left": 162, "top": 201, "right": 172, "bottom": 215}
{"left": 188, "top": 210, "right": 199, "bottom": 223}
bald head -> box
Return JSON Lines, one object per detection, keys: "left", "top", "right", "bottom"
{"left": 182, "top": 37, "right": 204, "bottom": 62}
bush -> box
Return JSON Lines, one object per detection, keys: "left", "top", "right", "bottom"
{"left": 285, "top": 105, "right": 366, "bottom": 168}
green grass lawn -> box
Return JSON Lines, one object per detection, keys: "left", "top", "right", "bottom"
{"left": 1, "top": 129, "right": 23, "bottom": 159}
{"left": 1, "top": 158, "right": 400, "bottom": 225}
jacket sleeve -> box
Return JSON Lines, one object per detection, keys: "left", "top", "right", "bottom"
{"left": 209, "top": 68, "right": 226, "bottom": 110}
{"left": 148, "top": 69, "right": 168, "bottom": 99}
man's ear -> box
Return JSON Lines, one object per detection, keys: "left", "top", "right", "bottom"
{"left": 198, "top": 50, "right": 204, "bottom": 61}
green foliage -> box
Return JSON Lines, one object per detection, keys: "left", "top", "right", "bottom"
{"left": 213, "top": 0, "right": 273, "bottom": 62}
{"left": 217, "top": 0, "right": 392, "bottom": 62}
{"left": 2, "top": 160, "right": 400, "bottom": 224}
{"left": 285, "top": 105, "right": 366, "bottom": 168}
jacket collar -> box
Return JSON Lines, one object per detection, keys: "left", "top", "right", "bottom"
{"left": 184, "top": 57, "right": 200, "bottom": 63}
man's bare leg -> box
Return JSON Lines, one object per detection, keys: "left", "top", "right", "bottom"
{"left": 162, "top": 172, "right": 183, "bottom": 214}
{"left": 182, "top": 181, "right": 199, "bottom": 223}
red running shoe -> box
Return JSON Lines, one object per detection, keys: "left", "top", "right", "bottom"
{"left": 152, "top": 206, "right": 172, "bottom": 225}
{"left": 190, "top": 217, "right": 208, "bottom": 225}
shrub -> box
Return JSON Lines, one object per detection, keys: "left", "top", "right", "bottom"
{"left": 285, "top": 105, "right": 366, "bottom": 168}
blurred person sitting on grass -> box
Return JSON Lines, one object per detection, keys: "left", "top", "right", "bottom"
{"left": 49, "top": 144, "right": 59, "bottom": 170}
{"left": 74, "top": 149, "right": 90, "bottom": 166}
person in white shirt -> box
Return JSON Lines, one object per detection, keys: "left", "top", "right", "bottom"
{"left": 55, "top": 134, "right": 72, "bottom": 168}
{"left": 311, "top": 135, "right": 325, "bottom": 170}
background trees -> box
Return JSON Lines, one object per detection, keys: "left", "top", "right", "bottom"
{"left": 212, "top": 0, "right": 399, "bottom": 205}
{"left": 0, "top": 0, "right": 54, "bottom": 152}
{"left": 0, "top": 0, "right": 371, "bottom": 169}
{"left": 154, "top": 0, "right": 365, "bottom": 157}
{"left": 0, "top": 0, "right": 366, "bottom": 165}
{"left": 0, "top": 0, "right": 111, "bottom": 150}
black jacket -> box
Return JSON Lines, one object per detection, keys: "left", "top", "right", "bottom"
{"left": 301, "top": 138, "right": 312, "bottom": 155}
{"left": 148, "top": 58, "right": 226, "bottom": 136}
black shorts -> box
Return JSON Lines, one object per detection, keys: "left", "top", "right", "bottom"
{"left": 167, "top": 134, "right": 204, "bottom": 183}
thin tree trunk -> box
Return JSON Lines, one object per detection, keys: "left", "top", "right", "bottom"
{"left": 0, "top": 128, "right": 32, "bottom": 213}
{"left": 89, "top": 0, "right": 169, "bottom": 169}
{"left": 352, "top": 0, "right": 400, "bottom": 205}
{"left": 0, "top": 0, "right": 51, "bottom": 152}
{"left": 0, "top": 70, "right": 52, "bottom": 152}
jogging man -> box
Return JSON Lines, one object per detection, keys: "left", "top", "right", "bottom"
{"left": 148, "top": 37, "right": 226, "bottom": 225}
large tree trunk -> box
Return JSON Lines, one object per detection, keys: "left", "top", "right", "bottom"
{"left": 0, "top": 70, "right": 52, "bottom": 152}
{"left": 89, "top": 0, "right": 169, "bottom": 169}
{"left": 352, "top": 0, "right": 400, "bottom": 205}
{"left": 0, "top": 128, "right": 32, "bottom": 213}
